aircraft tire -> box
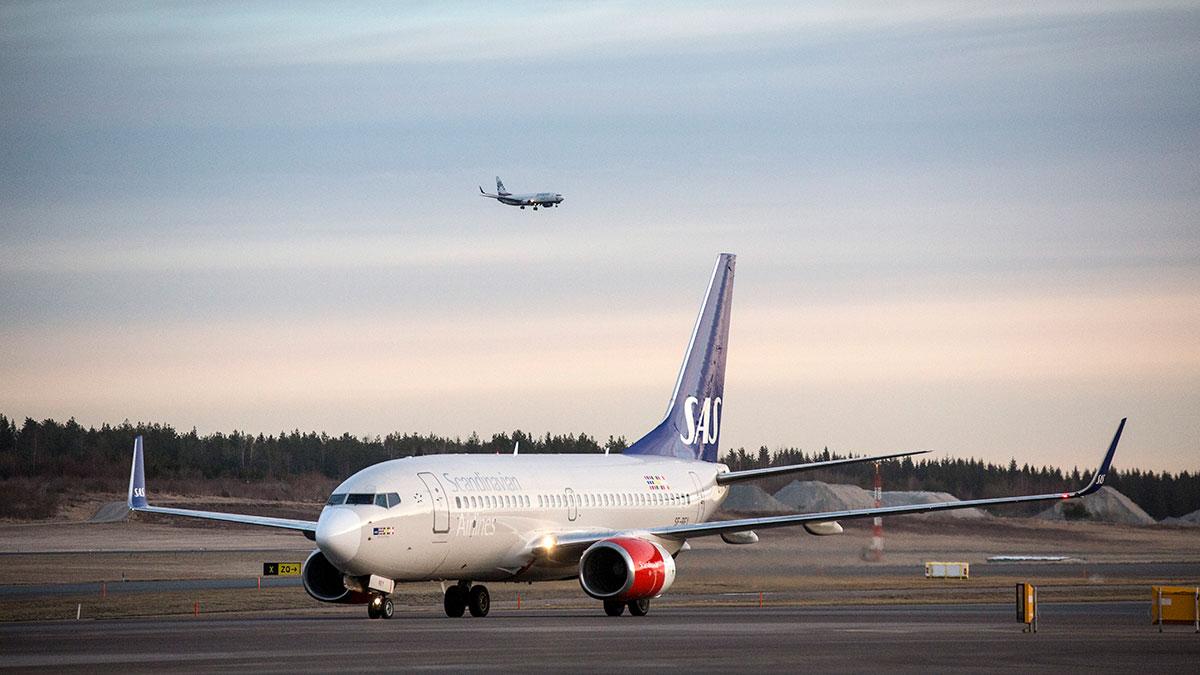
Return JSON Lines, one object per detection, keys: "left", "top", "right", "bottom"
{"left": 627, "top": 598, "right": 650, "bottom": 616}
{"left": 603, "top": 599, "right": 626, "bottom": 617}
{"left": 444, "top": 586, "right": 467, "bottom": 618}
{"left": 381, "top": 597, "right": 395, "bottom": 619}
{"left": 468, "top": 585, "right": 490, "bottom": 617}
{"left": 367, "top": 602, "right": 381, "bottom": 619}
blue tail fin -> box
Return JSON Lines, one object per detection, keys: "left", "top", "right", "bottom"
{"left": 625, "top": 253, "right": 735, "bottom": 462}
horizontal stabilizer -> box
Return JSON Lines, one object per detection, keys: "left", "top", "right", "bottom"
{"left": 126, "top": 436, "right": 317, "bottom": 535}
{"left": 716, "top": 449, "right": 930, "bottom": 485}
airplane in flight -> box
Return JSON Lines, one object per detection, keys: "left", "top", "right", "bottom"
{"left": 127, "top": 253, "right": 1126, "bottom": 620}
{"left": 478, "top": 177, "right": 563, "bottom": 210}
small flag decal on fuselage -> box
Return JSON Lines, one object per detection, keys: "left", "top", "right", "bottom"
{"left": 644, "top": 475, "right": 670, "bottom": 491}
{"left": 372, "top": 527, "right": 395, "bottom": 536}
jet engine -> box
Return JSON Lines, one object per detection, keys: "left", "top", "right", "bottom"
{"left": 578, "top": 537, "right": 676, "bottom": 601}
{"left": 301, "top": 549, "right": 370, "bottom": 604}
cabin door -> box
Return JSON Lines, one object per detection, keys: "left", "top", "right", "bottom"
{"left": 564, "top": 487, "right": 578, "bottom": 522}
{"left": 688, "top": 472, "right": 704, "bottom": 522}
{"left": 417, "top": 472, "right": 451, "bottom": 536}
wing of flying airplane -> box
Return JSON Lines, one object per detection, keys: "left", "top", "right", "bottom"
{"left": 539, "top": 418, "right": 1125, "bottom": 558}
{"left": 126, "top": 437, "right": 318, "bottom": 537}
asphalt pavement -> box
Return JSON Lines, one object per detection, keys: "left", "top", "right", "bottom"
{"left": 1, "top": 602, "right": 1196, "bottom": 673}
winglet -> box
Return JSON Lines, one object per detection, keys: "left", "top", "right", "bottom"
{"left": 1076, "top": 418, "right": 1126, "bottom": 497}
{"left": 127, "top": 436, "right": 148, "bottom": 509}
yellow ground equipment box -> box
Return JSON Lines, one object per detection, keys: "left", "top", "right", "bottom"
{"left": 925, "top": 561, "right": 969, "bottom": 579}
{"left": 1016, "top": 583, "right": 1035, "bottom": 624}
{"left": 1151, "top": 586, "right": 1199, "bottom": 630}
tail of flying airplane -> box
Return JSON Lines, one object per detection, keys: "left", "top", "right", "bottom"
{"left": 496, "top": 177, "right": 509, "bottom": 196}
{"left": 625, "top": 253, "right": 735, "bottom": 463}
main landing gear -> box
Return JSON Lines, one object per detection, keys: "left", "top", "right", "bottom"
{"left": 367, "top": 595, "right": 395, "bottom": 620}
{"left": 603, "top": 598, "right": 651, "bottom": 616}
{"left": 444, "top": 582, "right": 490, "bottom": 618}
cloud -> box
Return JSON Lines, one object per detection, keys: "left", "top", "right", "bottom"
{"left": 1, "top": 1, "right": 1198, "bottom": 470}
{"left": 6, "top": 1, "right": 1198, "bottom": 68}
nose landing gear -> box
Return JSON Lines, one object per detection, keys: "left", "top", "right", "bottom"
{"left": 367, "top": 595, "right": 395, "bottom": 619}
{"left": 443, "top": 582, "right": 490, "bottom": 617}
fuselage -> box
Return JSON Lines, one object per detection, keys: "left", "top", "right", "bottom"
{"left": 494, "top": 192, "right": 563, "bottom": 207}
{"left": 314, "top": 454, "right": 729, "bottom": 582}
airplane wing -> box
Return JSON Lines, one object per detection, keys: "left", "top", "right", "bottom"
{"left": 479, "top": 186, "right": 499, "bottom": 198}
{"left": 127, "top": 436, "right": 318, "bottom": 537}
{"left": 546, "top": 418, "right": 1124, "bottom": 553}
{"left": 716, "top": 449, "right": 930, "bottom": 485}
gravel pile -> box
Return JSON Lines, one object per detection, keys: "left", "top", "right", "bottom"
{"left": 719, "top": 484, "right": 792, "bottom": 514}
{"left": 879, "top": 491, "right": 988, "bottom": 519}
{"left": 1036, "top": 486, "right": 1155, "bottom": 525}
{"left": 771, "top": 481, "right": 987, "bottom": 519}
{"left": 1159, "top": 508, "right": 1200, "bottom": 527}
{"left": 774, "top": 480, "right": 875, "bottom": 512}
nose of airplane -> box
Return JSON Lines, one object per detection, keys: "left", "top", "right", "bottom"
{"left": 315, "top": 508, "right": 361, "bottom": 567}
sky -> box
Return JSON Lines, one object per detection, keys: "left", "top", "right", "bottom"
{"left": 1, "top": 1, "right": 1198, "bottom": 472}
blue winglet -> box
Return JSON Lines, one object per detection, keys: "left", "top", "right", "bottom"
{"left": 1078, "top": 418, "right": 1126, "bottom": 496}
{"left": 127, "top": 436, "right": 148, "bottom": 509}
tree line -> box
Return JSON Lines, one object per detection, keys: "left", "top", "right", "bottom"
{"left": 1, "top": 414, "right": 1196, "bottom": 520}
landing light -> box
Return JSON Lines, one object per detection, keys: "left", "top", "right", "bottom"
{"left": 539, "top": 535, "right": 557, "bottom": 550}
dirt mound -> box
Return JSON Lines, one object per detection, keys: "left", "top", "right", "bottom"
{"left": 773, "top": 481, "right": 875, "bottom": 512}
{"left": 719, "top": 485, "right": 791, "bottom": 514}
{"left": 880, "top": 491, "right": 988, "bottom": 519}
{"left": 1160, "top": 508, "right": 1200, "bottom": 527}
{"left": 1037, "top": 486, "right": 1154, "bottom": 525}
{"left": 772, "top": 481, "right": 985, "bottom": 519}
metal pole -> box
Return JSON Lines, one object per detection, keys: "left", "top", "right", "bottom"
{"left": 1194, "top": 588, "right": 1198, "bottom": 634}
{"left": 1158, "top": 588, "right": 1163, "bottom": 633}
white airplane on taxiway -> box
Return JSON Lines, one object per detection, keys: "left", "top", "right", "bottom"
{"left": 127, "top": 253, "right": 1125, "bottom": 619}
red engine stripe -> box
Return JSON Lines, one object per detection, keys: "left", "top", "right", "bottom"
{"left": 612, "top": 537, "right": 666, "bottom": 600}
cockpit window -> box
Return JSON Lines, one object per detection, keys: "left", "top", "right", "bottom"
{"left": 326, "top": 493, "right": 347, "bottom": 506}
{"left": 371, "top": 493, "right": 401, "bottom": 508}
{"left": 345, "top": 493, "right": 374, "bottom": 505}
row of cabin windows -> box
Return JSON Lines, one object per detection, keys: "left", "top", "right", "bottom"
{"left": 326, "top": 492, "right": 401, "bottom": 508}
{"left": 452, "top": 491, "right": 692, "bottom": 511}
{"left": 454, "top": 494, "right": 532, "bottom": 510}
